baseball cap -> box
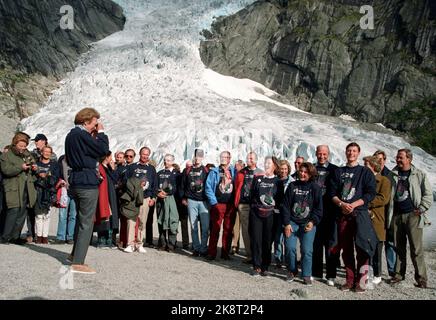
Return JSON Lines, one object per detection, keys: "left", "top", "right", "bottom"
{"left": 32, "top": 134, "right": 48, "bottom": 142}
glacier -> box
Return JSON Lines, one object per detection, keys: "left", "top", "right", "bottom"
{"left": 21, "top": 0, "right": 436, "bottom": 241}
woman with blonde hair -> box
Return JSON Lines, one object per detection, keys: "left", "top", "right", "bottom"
{"left": 363, "top": 155, "right": 391, "bottom": 285}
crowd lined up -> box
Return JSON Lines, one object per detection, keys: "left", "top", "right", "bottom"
{"left": 0, "top": 107, "right": 433, "bottom": 293}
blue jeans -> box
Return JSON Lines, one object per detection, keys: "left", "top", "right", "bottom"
{"left": 273, "top": 219, "right": 284, "bottom": 263}
{"left": 385, "top": 240, "right": 396, "bottom": 275}
{"left": 284, "top": 221, "right": 316, "bottom": 277}
{"left": 56, "top": 196, "right": 77, "bottom": 241}
{"left": 188, "top": 199, "right": 209, "bottom": 254}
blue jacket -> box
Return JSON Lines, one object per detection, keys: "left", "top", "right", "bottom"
{"left": 205, "top": 165, "right": 236, "bottom": 206}
{"left": 65, "top": 126, "right": 109, "bottom": 189}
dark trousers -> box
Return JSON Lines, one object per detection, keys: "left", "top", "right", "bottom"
{"left": 26, "top": 207, "right": 35, "bottom": 239}
{"left": 1, "top": 189, "right": 29, "bottom": 242}
{"left": 157, "top": 225, "right": 177, "bottom": 248}
{"left": 1, "top": 206, "right": 28, "bottom": 242}
{"left": 371, "top": 241, "right": 384, "bottom": 277}
{"left": 337, "top": 215, "right": 369, "bottom": 286}
{"left": 71, "top": 188, "right": 99, "bottom": 265}
{"left": 145, "top": 204, "right": 155, "bottom": 245}
{"left": 250, "top": 212, "right": 274, "bottom": 271}
{"left": 312, "top": 219, "right": 339, "bottom": 278}
{"left": 177, "top": 202, "right": 189, "bottom": 248}
{"left": 0, "top": 191, "right": 6, "bottom": 236}
{"left": 208, "top": 203, "right": 236, "bottom": 258}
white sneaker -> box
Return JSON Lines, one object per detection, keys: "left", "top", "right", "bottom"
{"left": 326, "top": 278, "right": 335, "bottom": 287}
{"left": 137, "top": 246, "right": 147, "bottom": 254}
{"left": 372, "top": 276, "right": 382, "bottom": 285}
{"left": 123, "top": 245, "right": 135, "bottom": 253}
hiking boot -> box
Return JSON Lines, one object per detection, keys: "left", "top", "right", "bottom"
{"left": 303, "top": 277, "right": 313, "bottom": 286}
{"left": 390, "top": 277, "right": 403, "bottom": 285}
{"left": 414, "top": 280, "right": 427, "bottom": 289}
{"left": 286, "top": 272, "right": 295, "bottom": 283}
{"left": 251, "top": 268, "right": 261, "bottom": 277}
{"left": 36, "top": 236, "right": 43, "bottom": 244}
{"left": 71, "top": 264, "right": 96, "bottom": 274}
{"left": 42, "top": 237, "right": 49, "bottom": 244}
{"left": 340, "top": 283, "right": 354, "bottom": 292}
{"left": 221, "top": 254, "right": 231, "bottom": 260}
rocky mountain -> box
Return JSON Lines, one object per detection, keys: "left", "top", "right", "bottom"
{"left": 200, "top": 0, "right": 436, "bottom": 155}
{"left": 0, "top": 0, "right": 125, "bottom": 147}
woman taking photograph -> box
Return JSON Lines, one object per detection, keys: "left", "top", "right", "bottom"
{"left": 281, "top": 162, "right": 323, "bottom": 286}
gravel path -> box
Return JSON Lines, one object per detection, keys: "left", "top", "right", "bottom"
{"left": 0, "top": 210, "right": 435, "bottom": 300}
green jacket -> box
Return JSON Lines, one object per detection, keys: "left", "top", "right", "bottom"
{"left": 119, "top": 177, "right": 143, "bottom": 220}
{"left": 156, "top": 195, "right": 179, "bottom": 234}
{"left": 0, "top": 148, "right": 37, "bottom": 209}
{"left": 387, "top": 165, "right": 433, "bottom": 229}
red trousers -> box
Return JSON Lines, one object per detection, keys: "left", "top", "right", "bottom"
{"left": 337, "top": 215, "right": 369, "bottom": 286}
{"left": 208, "top": 203, "right": 236, "bottom": 258}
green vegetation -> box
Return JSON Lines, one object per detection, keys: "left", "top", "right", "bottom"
{"left": 388, "top": 96, "right": 436, "bottom": 155}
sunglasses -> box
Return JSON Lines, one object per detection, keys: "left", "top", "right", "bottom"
{"left": 125, "top": 155, "right": 134, "bottom": 158}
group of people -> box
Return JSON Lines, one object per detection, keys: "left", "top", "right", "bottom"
{"left": 0, "top": 107, "right": 433, "bottom": 293}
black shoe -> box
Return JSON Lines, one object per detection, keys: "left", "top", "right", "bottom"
{"left": 144, "top": 242, "right": 155, "bottom": 248}
{"left": 221, "top": 254, "right": 231, "bottom": 261}
{"left": 243, "top": 258, "right": 253, "bottom": 264}
{"left": 260, "top": 270, "right": 269, "bottom": 277}
{"left": 183, "top": 244, "right": 189, "bottom": 250}
{"left": 389, "top": 277, "right": 403, "bottom": 285}
{"left": 199, "top": 252, "right": 208, "bottom": 257}
{"left": 53, "top": 239, "right": 66, "bottom": 245}
{"left": 414, "top": 280, "right": 427, "bottom": 289}
{"left": 11, "top": 238, "right": 27, "bottom": 246}
{"left": 192, "top": 250, "right": 200, "bottom": 257}
{"left": 167, "top": 245, "right": 175, "bottom": 252}
{"left": 66, "top": 239, "right": 74, "bottom": 245}
{"left": 205, "top": 255, "right": 216, "bottom": 261}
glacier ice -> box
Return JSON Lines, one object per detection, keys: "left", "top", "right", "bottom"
{"left": 21, "top": 0, "right": 436, "bottom": 195}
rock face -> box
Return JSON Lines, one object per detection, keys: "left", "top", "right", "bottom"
{"left": 0, "top": 0, "right": 125, "bottom": 148}
{"left": 200, "top": 0, "right": 436, "bottom": 155}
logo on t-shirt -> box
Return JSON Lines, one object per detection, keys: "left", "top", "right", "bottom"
{"left": 218, "top": 171, "right": 233, "bottom": 194}
{"left": 242, "top": 173, "right": 255, "bottom": 198}
{"left": 292, "top": 188, "right": 310, "bottom": 219}
{"left": 395, "top": 175, "right": 410, "bottom": 202}
{"left": 189, "top": 170, "right": 204, "bottom": 193}
{"left": 316, "top": 170, "right": 329, "bottom": 196}
{"left": 341, "top": 172, "right": 356, "bottom": 201}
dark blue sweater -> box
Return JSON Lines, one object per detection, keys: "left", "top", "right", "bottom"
{"left": 125, "top": 162, "right": 158, "bottom": 199}
{"left": 281, "top": 180, "right": 323, "bottom": 226}
{"left": 329, "top": 165, "right": 376, "bottom": 212}
{"left": 65, "top": 127, "right": 109, "bottom": 189}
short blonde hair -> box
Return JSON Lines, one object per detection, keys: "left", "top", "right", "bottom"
{"left": 363, "top": 155, "right": 381, "bottom": 173}
{"left": 74, "top": 107, "right": 100, "bottom": 125}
